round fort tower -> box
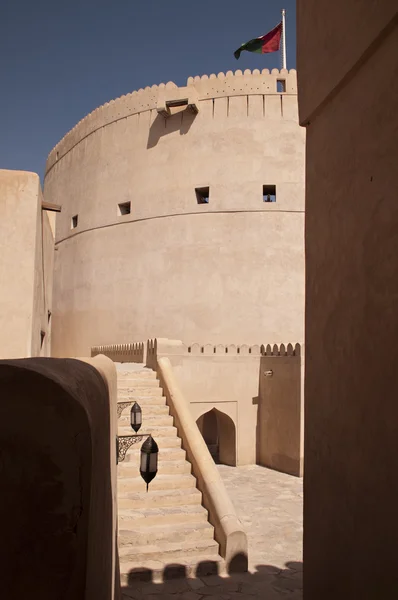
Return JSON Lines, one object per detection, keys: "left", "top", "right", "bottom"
{"left": 44, "top": 69, "right": 305, "bottom": 357}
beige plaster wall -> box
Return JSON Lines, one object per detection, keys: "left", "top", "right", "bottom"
{"left": 44, "top": 70, "right": 305, "bottom": 358}
{"left": 150, "top": 339, "right": 301, "bottom": 470}
{"left": 298, "top": 3, "right": 398, "bottom": 597}
{"left": 156, "top": 342, "right": 261, "bottom": 466}
{"left": 298, "top": 1, "right": 398, "bottom": 126}
{"left": 175, "top": 355, "right": 259, "bottom": 466}
{"left": 0, "top": 170, "right": 54, "bottom": 358}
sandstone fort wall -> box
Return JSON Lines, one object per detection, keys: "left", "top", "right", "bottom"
{"left": 44, "top": 70, "right": 305, "bottom": 357}
{"left": 0, "top": 170, "right": 54, "bottom": 358}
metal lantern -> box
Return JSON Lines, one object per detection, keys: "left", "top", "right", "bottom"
{"left": 130, "top": 402, "right": 142, "bottom": 433}
{"left": 140, "top": 435, "right": 159, "bottom": 492}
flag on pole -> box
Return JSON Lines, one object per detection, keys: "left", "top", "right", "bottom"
{"left": 234, "top": 22, "right": 282, "bottom": 60}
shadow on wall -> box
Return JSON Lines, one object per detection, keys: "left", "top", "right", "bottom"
{"left": 196, "top": 408, "right": 237, "bottom": 466}
{"left": 147, "top": 110, "right": 197, "bottom": 149}
{"left": 122, "top": 558, "right": 302, "bottom": 598}
{"left": 0, "top": 358, "right": 115, "bottom": 600}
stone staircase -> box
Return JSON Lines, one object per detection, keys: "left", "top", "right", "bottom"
{"left": 116, "top": 364, "right": 222, "bottom": 583}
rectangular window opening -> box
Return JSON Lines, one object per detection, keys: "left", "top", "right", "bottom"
{"left": 277, "top": 79, "right": 286, "bottom": 93}
{"left": 118, "top": 201, "right": 131, "bottom": 216}
{"left": 196, "top": 187, "right": 210, "bottom": 205}
{"left": 71, "top": 214, "right": 78, "bottom": 229}
{"left": 263, "top": 185, "right": 276, "bottom": 203}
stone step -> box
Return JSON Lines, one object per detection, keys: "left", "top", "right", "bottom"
{"left": 118, "top": 473, "right": 196, "bottom": 494}
{"left": 118, "top": 413, "right": 173, "bottom": 428}
{"left": 118, "top": 369, "right": 156, "bottom": 379}
{"left": 118, "top": 458, "right": 191, "bottom": 477}
{"left": 122, "top": 445, "right": 185, "bottom": 463}
{"left": 118, "top": 504, "right": 208, "bottom": 527}
{"left": 120, "top": 554, "right": 223, "bottom": 584}
{"left": 119, "top": 520, "right": 214, "bottom": 546}
{"left": 118, "top": 425, "right": 177, "bottom": 438}
{"left": 118, "top": 387, "right": 163, "bottom": 397}
{"left": 117, "top": 403, "right": 170, "bottom": 418}
{"left": 118, "top": 395, "right": 167, "bottom": 405}
{"left": 118, "top": 538, "right": 220, "bottom": 564}
{"left": 118, "top": 378, "right": 160, "bottom": 388}
{"left": 118, "top": 487, "right": 202, "bottom": 509}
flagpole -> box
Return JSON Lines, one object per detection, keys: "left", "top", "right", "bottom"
{"left": 281, "top": 9, "right": 287, "bottom": 70}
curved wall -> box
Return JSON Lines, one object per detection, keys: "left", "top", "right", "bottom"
{"left": 44, "top": 69, "right": 305, "bottom": 357}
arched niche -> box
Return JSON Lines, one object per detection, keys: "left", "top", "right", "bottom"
{"left": 196, "top": 408, "right": 237, "bottom": 466}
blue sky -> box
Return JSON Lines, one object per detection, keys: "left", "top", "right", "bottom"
{"left": 0, "top": 0, "right": 296, "bottom": 179}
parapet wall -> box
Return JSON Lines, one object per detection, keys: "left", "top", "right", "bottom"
{"left": 147, "top": 338, "right": 300, "bottom": 368}
{"left": 148, "top": 338, "right": 303, "bottom": 473}
{"left": 45, "top": 69, "right": 297, "bottom": 174}
{"left": 90, "top": 340, "right": 300, "bottom": 367}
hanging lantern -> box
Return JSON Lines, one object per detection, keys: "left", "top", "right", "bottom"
{"left": 140, "top": 435, "right": 159, "bottom": 492}
{"left": 130, "top": 402, "right": 142, "bottom": 433}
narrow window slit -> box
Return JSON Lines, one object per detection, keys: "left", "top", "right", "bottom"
{"left": 263, "top": 185, "right": 276, "bottom": 203}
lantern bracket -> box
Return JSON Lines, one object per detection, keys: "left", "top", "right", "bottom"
{"left": 117, "top": 402, "right": 133, "bottom": 418}
{"left": 116, "top": 434, "right": 151, "bottom": 464}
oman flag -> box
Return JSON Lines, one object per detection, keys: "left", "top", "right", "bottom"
{"left": 234, "top": 22, "right": 282, "bottom": 60}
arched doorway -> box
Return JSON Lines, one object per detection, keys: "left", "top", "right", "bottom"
{"left": 196, "top": 408, "right": 237, "bottom": 466}
{"left": 197, "top": 410, "right": 219, "bottom": 462}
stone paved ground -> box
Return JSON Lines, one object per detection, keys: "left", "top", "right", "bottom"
{"left": 121, "top": 465, "right": 303, "bottom": 600}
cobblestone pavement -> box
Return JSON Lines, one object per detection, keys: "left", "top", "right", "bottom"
{"left": 121, "top": 465, "right": 303, "bottom": 600}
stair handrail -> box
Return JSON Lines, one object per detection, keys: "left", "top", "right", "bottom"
{"left": 156, "top": 356, "right": 248, "bottom": 572}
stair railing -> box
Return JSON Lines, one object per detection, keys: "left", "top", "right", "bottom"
{"left": 156, "top": 356, "right": 248, "bottom": 573}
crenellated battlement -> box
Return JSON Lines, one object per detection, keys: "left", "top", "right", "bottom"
{"left": 186, "top": 68, "right": 296, "bottom": 96}
{"left": 45, "top": 69, "right": 297, "bottom": 175}
{"left": 187, "top": 67, "right": 295, "bottom": 82}
{"left": 186, "top": 341, "right": 300, "bottom": 356}
{"left": 91, "top": 342, "right": 145, "bottom": 363}
{"left": 92, "top": 339, "right": 301, "bottom": 365}
{"left": 261, "top": 342, "right": 301, "bottom": 356}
